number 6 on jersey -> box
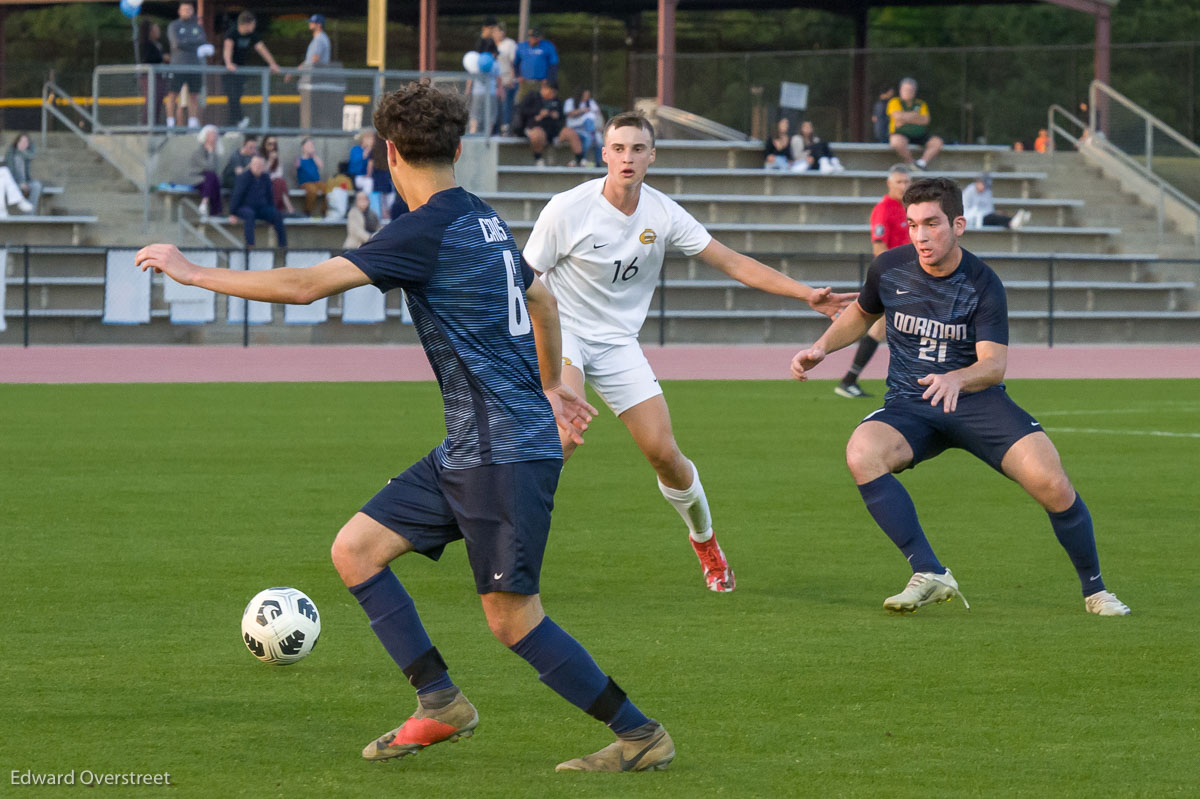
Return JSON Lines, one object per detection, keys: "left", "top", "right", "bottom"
{"left": 503, "top": 250, "right": 532, "bottom": 336}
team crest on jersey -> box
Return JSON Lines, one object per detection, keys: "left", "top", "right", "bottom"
{"left": 639, "top": 228, "right": 657, "bottom": 244}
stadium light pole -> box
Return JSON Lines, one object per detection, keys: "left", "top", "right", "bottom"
{"left": 519, "top": 0, "right": 530, "bottom": 53}
{"left": 656, "top": 0, "right": 677, "bottom": 108}
{"left": 367, "top": 0, "right": 386, "bottom": 74}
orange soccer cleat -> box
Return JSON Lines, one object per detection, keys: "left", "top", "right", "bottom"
{"left": 691, "top": 535, "right": 735, "bottom": 593}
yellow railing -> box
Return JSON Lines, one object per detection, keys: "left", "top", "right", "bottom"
{"left": 2, "top": 94, "right": 374, "bottom": 109}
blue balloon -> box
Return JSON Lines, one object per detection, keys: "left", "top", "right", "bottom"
{"left": 478, "top": 52, "right": 495, "bottom": 74}
{"left": 119, "top": 0, "right": 141, "bottom": 19}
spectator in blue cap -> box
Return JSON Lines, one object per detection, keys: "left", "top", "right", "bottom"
{"left": 286, "top": 12, "right": 331, "bottom": 84}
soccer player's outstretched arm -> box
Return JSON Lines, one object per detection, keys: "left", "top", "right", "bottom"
{"left": 695, "top": 238, "right": 857, "bottom": 318}
{"left": 135, "top": 244, "right": 371, "bottom": 304}
{"left": 524, "top": 278, "right": 597, "bottom": 445}
{"left": 790, "top": 302, "right": 880, "bottom": 381}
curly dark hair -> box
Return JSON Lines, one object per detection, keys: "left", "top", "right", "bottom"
{"left": 373, "top": 80, "right": 469, "bottom": 166}
{"left": 903, "top": 176, "right": 964, "bottom": 222}
{"left": 603, "top": 111, "right": 656, "bottom": 146}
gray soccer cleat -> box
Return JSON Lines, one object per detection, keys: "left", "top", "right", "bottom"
{"left": 362, "top": 692, "right": 479, "bottom": 762}
{"left": 555, "top": 723, "right": 675, "bottom": 772}
{"left": 1085, "top": 590, "right": 1131, "bottom": 616}
{"left": 883, "top": 568, "right": 970, "bottom": 613}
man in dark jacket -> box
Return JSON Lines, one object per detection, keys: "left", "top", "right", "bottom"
{"left": 227, "top": 155, "right": 288, "bottom": 247}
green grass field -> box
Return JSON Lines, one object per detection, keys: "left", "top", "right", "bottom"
{"left": 4, "top": 379, "right": 1198, "bottom": 798}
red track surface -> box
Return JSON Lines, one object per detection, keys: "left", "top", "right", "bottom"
{"left": 3, "top": 345, "right": 1200, "bottom": 383}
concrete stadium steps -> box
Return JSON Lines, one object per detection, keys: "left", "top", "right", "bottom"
{"left": 37, "top": 190, "right": 148, "bottom": 217}
{"left": 634, "top": 310, "right": 1200, "bottom": 346}
{"left": 496, "top": 165, "right": 1046, "bottom": 198}
{"left": 1007, "top": 312, "right": 1200, "bottom": 345}
{"left": 498, "top": 219, "right": 1119, "bottom": 255}
{"left": 479, "top": 191, "right": 1082, "bottom": 227}
{"left": 494, "top": 138, "right": 1016, "bottom": 172}
{"left": 255, "top": 216, "right": 1118, "bottom": 256}
{"left": 0, "top": 313, "right": 425, "bottom": 346}
{"left": 652, "top": 279, "right": 1193, "bottom": 313}
{"left": 0, "top": 216, "right": 98, "bottom": 245}
{"left": 662, "top": 252, "right": 1174, "bottom": 283}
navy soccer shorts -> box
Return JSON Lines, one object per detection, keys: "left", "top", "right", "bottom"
{"left": 360, "top": 450, "right": 562, "bottom": 596}
{"left": 859, "top": 385, "right": 1042, "bottom": 473}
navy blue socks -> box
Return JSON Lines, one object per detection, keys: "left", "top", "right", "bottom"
{"left": 510, "top": 616, "right": 651, "bottom": 736}
{"left": 349, "top": 567, "right": 455, "bottom": 695}
{"left": 858, "top": 474, "right": 945, "bottom": 574}
{"left": 1048, "top": 492, "right": 1105, "bottom": 596}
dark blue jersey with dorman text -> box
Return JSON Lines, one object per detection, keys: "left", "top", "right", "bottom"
{"left": 343, "top": 187, "right": 561, "bottom": 469}
{"left": 857, "top": 244, "right": 1008, "bottom": 402}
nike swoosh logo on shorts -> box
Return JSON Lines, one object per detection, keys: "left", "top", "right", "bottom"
{"left": 493, "top": 572, "right": 504, "bottom": 580}
{"left": 896, "top": 289, "right": 910, "bottom": 294}
{"left": 593, "top": 242, "right": 608, "bottom": 248}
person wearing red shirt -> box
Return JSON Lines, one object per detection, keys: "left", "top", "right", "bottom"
{"left": 836, "top": 163, "right": 911, "bottom": 398}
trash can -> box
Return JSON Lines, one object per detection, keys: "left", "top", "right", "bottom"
{"left": 299, "top": 63, "right": 345, "bottom": 130}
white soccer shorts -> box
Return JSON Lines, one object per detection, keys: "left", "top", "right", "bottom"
{"left": 560, "top": 329, "right": 664, "bottom": 416}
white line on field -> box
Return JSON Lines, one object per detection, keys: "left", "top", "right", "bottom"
{"left": 1037, "top": 405, "right": 1200, "bottom": 417}
{"left": 1049, "top": 427, "right": 1200, "bottom": 439}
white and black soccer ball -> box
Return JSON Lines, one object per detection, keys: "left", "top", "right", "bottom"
{"left": 241, "top": 587, "right": 321, "bottom": 665}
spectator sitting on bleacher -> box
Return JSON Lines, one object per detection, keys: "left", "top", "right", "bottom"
{"left": 343, "top": 190, "right": 380, "bottom": 249}
{"left": 564, "top": 88, "right": 603, "bottom": 167}
{"left": 221, "top": 135, "right": 259, "bottom": 190}
{"left": 6, "top": 133, "right": 42, "bottom": 211}
{"left": 886, "top": 77, "right": 943, "bottom": 170}
{"left": 258, "top": 135, "right": 298, "bottom": 217}
{"left": 187, "top": 124, "right": 223, "bottom": 219}
{"left": 790, "top": 120, "right": 844, "bottom": 174}
{"left": 517, "top": 80, "right": 584, "bottom": 167}
{"left": 763, "top": 117, "right": 793, "bottom": 171}
{"left": 0, "top": 162, "right": 34, "bottom": 217}
{"left": 347, "top": 129, "right": 376, "bottom": 195}
{"left": 227, "top": 154, "right": 287, "bottom": 248}
{"left": 962, "top": 172, "right": 1029, "bottom": 230}
{"left": 296, "top": 136, "right": 327, "bottom": 217}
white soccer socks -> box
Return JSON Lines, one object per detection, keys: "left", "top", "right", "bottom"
{"left": 657, "top": 460, "right": 714, "bottom": 543}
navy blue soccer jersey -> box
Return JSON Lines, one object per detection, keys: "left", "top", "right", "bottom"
{"left": 342, "top": 187, "right": 561, "bottom": 469}
{"left": 858, "top": 244, "right": 1009, "bottom": 401}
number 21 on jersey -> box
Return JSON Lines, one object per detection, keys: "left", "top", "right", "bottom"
{"left": 504, "top": 249, "right": 531, "bottom": 336}
{"left": 918, "top": 336, "right": 948, "bottom": 362}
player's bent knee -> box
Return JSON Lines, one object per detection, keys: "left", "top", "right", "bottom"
{"left": 481, "top": 593, "right": 543, "bottom": 646}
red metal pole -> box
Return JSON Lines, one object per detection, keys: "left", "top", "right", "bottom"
{"left": 657, "top": 0, "right": 677, "bottom": 108}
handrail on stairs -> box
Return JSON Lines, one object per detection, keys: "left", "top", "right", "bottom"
{"left": 41, "top": 78, "right": 152, "bottom": 223}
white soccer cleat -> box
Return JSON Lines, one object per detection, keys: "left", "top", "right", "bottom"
{"left": 1085, "top": 590, "right": 1130, "bottom": 616}
{"left": 883, "top": 568, "right": 970, "bottom": 613}
{"left": 17, "top": 199, "right": 34, "bottom": 214}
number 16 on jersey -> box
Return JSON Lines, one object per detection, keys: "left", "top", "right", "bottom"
{"left": 611, "top": 257, "right": 640, "bottom": 284}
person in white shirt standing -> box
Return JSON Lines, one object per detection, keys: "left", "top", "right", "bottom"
{"left": 489, "top": 19, "right": 519, "bottom": 135}
{"left": 523, "top": 111, "right": 855, "bottom": 592}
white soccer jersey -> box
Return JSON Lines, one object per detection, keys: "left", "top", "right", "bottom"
{"left": 523, "top": 178, "right": 712, "bottom": 343}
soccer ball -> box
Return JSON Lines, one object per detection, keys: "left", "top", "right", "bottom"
{"left": 241, "top": 587, "right": 321, "bottom": 665}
